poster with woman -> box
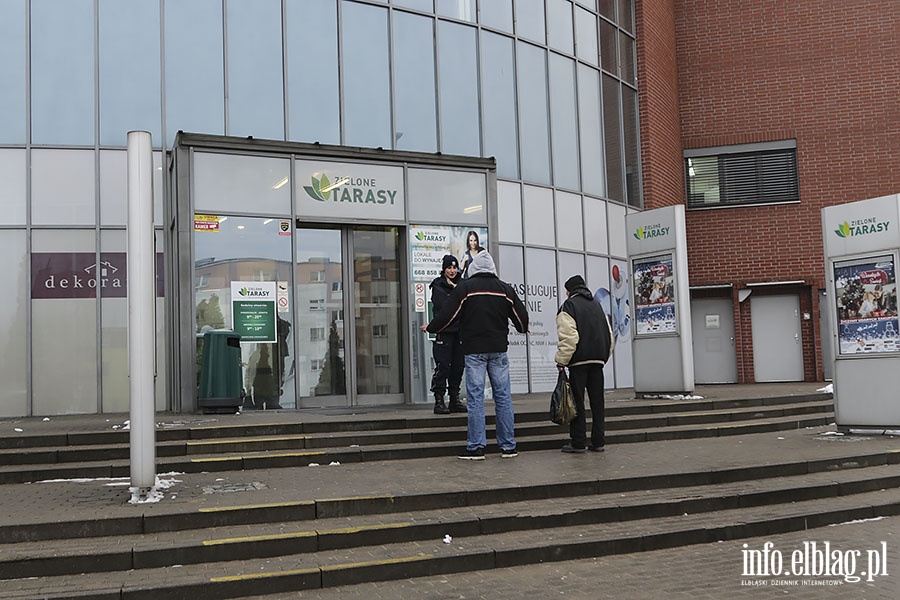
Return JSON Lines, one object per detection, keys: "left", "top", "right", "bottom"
{"left": 834, "top": 255, "right": 900, "bottom": 355}
{"left": 632, "top": 254, "right": 676, "bottom": 335}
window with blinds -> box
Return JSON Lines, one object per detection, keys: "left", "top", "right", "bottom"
{"left": 685, "top": 144, "right": 799, "bottom": 208}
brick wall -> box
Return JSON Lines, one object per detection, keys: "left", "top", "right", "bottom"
{"left": 674, "top": 0, "right": 899, "bottom": 288}
{"left": 636, "top": 0, "right": 899, "bottom": 382}
{"left": 635, "top": 0, "right": 683, "bottom": 208}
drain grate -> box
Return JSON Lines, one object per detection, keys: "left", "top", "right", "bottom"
{"left": 202, "top": 481, "right": 268, "bottom": 494}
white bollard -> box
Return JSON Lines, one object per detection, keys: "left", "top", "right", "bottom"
{"left": 127, "top": 131, "right": 157, "bottom": 499}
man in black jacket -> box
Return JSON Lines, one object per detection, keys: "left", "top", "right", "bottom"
{"left": 426, "top": 250, "right": 529, "bottom": 460}
{"left": 555, "top": 275, "right": 615, "bottom": 453}
{"left": 427, "top": 255, "right": 466, "bottom": 414}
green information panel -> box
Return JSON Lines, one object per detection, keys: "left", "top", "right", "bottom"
{"left": 231, "top": 282, "right": 277, "bottom": 342}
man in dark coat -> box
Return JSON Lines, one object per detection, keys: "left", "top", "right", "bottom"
{"left": 426, "top": 250, "right": 529, "bottom": 460}
{"left": 427, "top": 255, "right": 466, "bottom": 414}
{"left": 555, "top": 275, "right": 615, "bottom": 453}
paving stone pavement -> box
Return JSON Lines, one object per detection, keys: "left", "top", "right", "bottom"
{"left": 245, "top": 517, "right": 899, "bottom": 599}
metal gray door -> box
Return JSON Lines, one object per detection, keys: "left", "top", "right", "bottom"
{"left": 818, "top": 290, "right": 833, "bottom": 381}
{"left": 751, "top": 294, "right": 804, "bottom": 382}
{"left": 691, "top": 298, "right": 738, "bottom": 383}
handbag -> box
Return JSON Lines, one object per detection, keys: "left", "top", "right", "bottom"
{"left": 549, "top": 368, "right": 576, "bottom": 425}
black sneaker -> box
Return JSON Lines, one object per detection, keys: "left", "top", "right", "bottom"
{"left": 587, "top": 445, "right": 605, "bottom": 452}
{"left": 500, "top": 448, "right": 518, "bottom": 458}
{"left": 561, "top": 444, "right": 586, "bottom": 454}
{"left": 458, "top": 447, "right": 485, "bottom": 460}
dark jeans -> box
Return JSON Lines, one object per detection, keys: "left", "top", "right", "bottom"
{"left": 568, "top": 363, "right": 606, "bottom": 448}
{"left": 430, "top": 332, "right": 464, "bottom": 399}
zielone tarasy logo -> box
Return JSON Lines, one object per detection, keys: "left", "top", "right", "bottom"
{"left": 835, "top": 217, "right": 890, "bottom": 238}
{"left": 237, "top": 286, "right": 271, "bottom": 298}
{"left": 633, "top": 223, "right": 670, "bottom": 240}
{"left": 303, "top": 172, "right": 398, "bottom": 205}
{"left": 303, "top": 173, "right": 339, "bottom": 202}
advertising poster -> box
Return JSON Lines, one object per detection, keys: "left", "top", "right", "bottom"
{"left": 633, "top": 253, "right": 676, "bottom": 335}
{"left": 834, "top": 255, "right": 900, "bottom": 355}
{"left": 523, "top": 247, "right": 560, "bottom": 392}
{"left": 231, "top": 281, "right": 277, "bottom": 343}
{"left": 409, "top": 225, "right": 489, "bottom": 282}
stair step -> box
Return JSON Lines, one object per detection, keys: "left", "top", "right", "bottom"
{"left": 0, "top": 408, "right": 836, "bottom": 484}
{"left": 2, "top": 463, "right": 897, "bottom": 580}
{"left": 1, "top": 444, "right": 895, "bottom": 544}
{"left": 4, "top": 487, "right": 897, "bottom": 600}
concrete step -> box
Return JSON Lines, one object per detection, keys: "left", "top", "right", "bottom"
{"left": 1, "top": 462, "right": 897, "bottom": 580}
{"left": 4, "top": 487, "right": 898, "bottom": 600}
{"left": 0, "top": 393, "right": 833, "bottom": 453}
{"left": 1, "top": 443, "right": 894, "bottom": 545}
{"left": 0, "top": 411, "right": 835, "bottom": 485}
{"left": 0, "top": 399, "right": 834, "bottom": 467}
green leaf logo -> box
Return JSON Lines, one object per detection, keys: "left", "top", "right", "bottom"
{"left": 633, "top": 227, "right": 644, "bottom": 240}
{"left": 238, "top": 287, "right": 249, "bottom": 296}
{"left": 416, "top": 231, "right": 425, "bottom": 241}
{"left": 835, "top": 222, "right": 851, "bottom": 238}
{"left": 303, "top": 174, "right": 330, "bottom": 202}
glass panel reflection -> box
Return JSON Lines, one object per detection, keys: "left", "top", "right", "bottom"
{"left": 194, "top": 216, "right": 294, "bottom": 409}
{"left": 353, "top": 227, "right": 402, "bottom": 395}
{"left": 295, "top": 227, "right": 345, "bottom": 398}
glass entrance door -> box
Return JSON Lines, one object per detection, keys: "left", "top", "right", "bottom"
{"left": 295, "top": 225, "right": 403, "bottom": 407}
{"left": 194, "top": 215, "right": 295, "bottom": 410}
{"left": 294, "top": 227, "right": 346, "bottom": 406}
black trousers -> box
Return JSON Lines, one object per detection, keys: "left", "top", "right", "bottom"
{"left": 567, "top": 363, "right": 606, "bottom": 448}
{"left": 430, "top": 332, "right": 464, "bottom": 399}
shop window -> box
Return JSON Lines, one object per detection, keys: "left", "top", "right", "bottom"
{"left": 686, "top": 142, "right": 799, "bottom": 208}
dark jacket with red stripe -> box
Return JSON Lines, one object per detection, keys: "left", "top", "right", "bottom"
{"left": 426, "top": 252, "right": 528, "bottom": 355}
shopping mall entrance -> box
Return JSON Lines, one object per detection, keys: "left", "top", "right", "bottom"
{"left": 168, "top": 133, "right": 494, "bottom": 413}
{"left": 192, "top": 217, "right": 403, "bottom": 410}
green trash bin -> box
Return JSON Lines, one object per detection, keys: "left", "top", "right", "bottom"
{"left": 198, "top": 330, "right": 243, "bottom": 413}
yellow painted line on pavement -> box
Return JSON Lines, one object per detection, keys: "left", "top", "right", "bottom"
{"left": 203, "top": 522, "right": 411, "bottom": 546}
{"left": 318, "top": 494, "right": 395, "bottom": 503}
{"left": 191, "top": 451, "right": 326, "bottom": 463}
{"left": 210, "top": 554, "right": 432, "bottom": 583}
{"left": 708, "top": 422, "right": 772, "bottom": 430}
{"left": 189, "top": 422, "right": 296, "bottom": 431}
{"left": 320, "top": 554, "right": 433, "bottom": 572}
{"left": 242, "top": 451, "right": 326, "bottom": 458}
{"left": 211, "top": 566, "right": 320, "bottom": 582}
{"left": 204, "top": 530, "right": 317, "bottom": 545}
{"left": 199, "top": 500, "right": 315, "bottom": 513}
{"left": 320, "top": 522, "right": 411, "bottom": 535}
{"left": 186, "top": 435, "right": 309, "bottom": 445}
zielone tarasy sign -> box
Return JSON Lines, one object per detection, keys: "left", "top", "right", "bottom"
{"left": 295, "top": 159, "right": 405, "bottom": 221}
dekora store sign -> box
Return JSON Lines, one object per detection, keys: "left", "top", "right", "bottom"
{"left": 295, "top": 159, "right": 405, "bottom": 221}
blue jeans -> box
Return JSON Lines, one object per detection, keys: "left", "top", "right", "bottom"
{"left": 464, "top": 352, "right": 515, "bottom": 451}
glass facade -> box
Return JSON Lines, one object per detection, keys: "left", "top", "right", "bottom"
{"left": 1, "top": 0, "right": 639, "bottom": 416}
